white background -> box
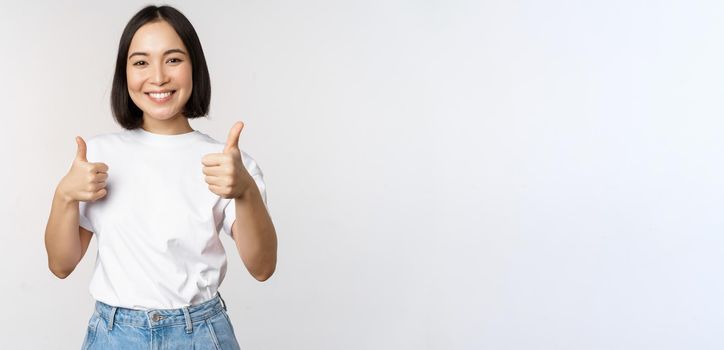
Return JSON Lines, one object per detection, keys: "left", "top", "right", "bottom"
{"left": 0, "top": 0, "right": 722, "bottom": 349}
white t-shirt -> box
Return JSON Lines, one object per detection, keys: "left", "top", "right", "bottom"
{"left": 78, "top": 127, "right": 267, "bottom": 310}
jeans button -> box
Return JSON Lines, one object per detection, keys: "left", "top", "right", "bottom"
{"left": 151, "top": 313, "right": 162, "bottom": 322}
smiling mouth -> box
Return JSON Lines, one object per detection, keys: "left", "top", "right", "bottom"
{"left": 145, "top": 90, "right": 176, "bottom": 103}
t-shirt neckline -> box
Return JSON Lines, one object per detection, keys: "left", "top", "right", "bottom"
{"left": 128, "top": 127, "right": 203, "bottom": 148}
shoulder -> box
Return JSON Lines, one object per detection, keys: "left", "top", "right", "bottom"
{"left": 193, "top": 130, "right": 225, "bottom": 148}
{"left": 81, "top": 130, "right": 128, "bottom": 161}
{"left": 83, "top": 130, "right": 129, "bottom": 146}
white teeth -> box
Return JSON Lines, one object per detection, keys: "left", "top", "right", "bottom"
{"left": 149, "top": 92, "right": 172, "bottom": 99}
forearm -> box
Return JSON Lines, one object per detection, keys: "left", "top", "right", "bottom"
{"left": 232, "top": 184, "right": 277, "bottom": 281}
{"left": 45, "top": 187, "right": 82, "bottom": 278}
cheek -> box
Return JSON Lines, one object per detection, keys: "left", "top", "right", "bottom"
{"left": 177, "top": 66, "right": 193, "bottom": 90}
{"left": 126, "top": 71, "right": 143, "bottom": 92}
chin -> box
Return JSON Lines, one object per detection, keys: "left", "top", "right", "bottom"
{"left": 145, "top": 110, "right": 182, "bottom": 120}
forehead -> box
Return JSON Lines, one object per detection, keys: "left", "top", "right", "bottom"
{"left": 128, "top": 20, "right": 186, "bottom": 54}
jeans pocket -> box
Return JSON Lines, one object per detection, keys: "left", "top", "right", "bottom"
{"left": 221, "top": 310, "right": 237, "bottom": 335}
{"left": 81, "top": 312, "right": 101, "bottom": 350}
{"left": 206, "top": 310, "right": 241, "bottom": 350}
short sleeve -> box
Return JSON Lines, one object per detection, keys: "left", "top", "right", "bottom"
{"left": 78, "top": 198, "right": 95, "bottom": 233}
{"left": 78, "top": 136, "right": 97, "bottom": 233}
{"left": 221, "top": 153, "right": 268, "bottom": 238}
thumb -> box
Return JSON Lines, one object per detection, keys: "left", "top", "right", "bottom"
{"left": 75, "top": 136, "right": 87, "bottom": 162}
{"left": 223, "top": 121, "right": 244, "bottom": 154}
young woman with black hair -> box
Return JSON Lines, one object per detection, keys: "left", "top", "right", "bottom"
{"left": 44, "top": 5, "right": 277, "bottom": 349}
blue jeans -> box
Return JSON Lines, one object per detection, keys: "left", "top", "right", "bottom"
{"left": 80, "top": 291, "right": 241, "bottom": 349}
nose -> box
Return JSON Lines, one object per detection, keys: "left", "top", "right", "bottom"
{"left": 151, "top": 64, "right": 168, "bottom": 85}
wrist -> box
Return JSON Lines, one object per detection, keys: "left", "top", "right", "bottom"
{"left": 235, "top": 182, "right": 258, "bottom": 201}
{"left": 54, "top": 185, "right": 76, "bottom": 206}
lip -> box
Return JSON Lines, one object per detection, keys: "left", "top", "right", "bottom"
{"left": 145, "top": 90, "right": 176, "bottom": 104}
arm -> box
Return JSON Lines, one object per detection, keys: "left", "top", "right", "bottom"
{"left": 201, "top": 122, "right": 277, "bottom": 281}
{"left": 45, "top": 136, "right": 107, "bottom": 279}
{"left": 44, "top": 188, "right": 93, "bottom": 279}
{"left": 231, "top": 184, "right": 277, "bottom": 282}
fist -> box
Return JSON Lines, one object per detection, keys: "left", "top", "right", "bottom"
{"left": 202, "top": 121, "right": 254, "bottom": 199}
{"left": 57, "top": 136, "right": 109, "bottom": 203}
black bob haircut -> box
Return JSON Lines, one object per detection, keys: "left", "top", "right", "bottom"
{"left": 111, "top": 5, "right": 211, "bottom": 130}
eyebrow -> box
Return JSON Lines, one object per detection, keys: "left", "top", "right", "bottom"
{"left": 128, "top": 48, "right": 187, "bottom": 60}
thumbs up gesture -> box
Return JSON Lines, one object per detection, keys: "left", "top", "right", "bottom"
{"left": 57, "top": 136, "right": 109, "bottom": 203}
{"left": 202, "top": 121, "right": 254, "bottom": 199}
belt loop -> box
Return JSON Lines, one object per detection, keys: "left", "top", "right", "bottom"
{"left": 218, "top": 291, "right": 227, "bottom": 311}
{"left": 182, "top": 306, "right": 193, "bottom": 334}
{"left": 108, "top": 307, "right": 118, "bottom": 331}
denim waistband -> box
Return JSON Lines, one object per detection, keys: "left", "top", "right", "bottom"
{"left": 93, "top": 291, "right": 228, "bottom": 332}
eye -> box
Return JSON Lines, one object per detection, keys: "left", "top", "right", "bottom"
{"left": 132, "top": 61, "right": 147, "bottom": 66}
{"left": 168, "top": 58, "right": 183, "bottom": 64}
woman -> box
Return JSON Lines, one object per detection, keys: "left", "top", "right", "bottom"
{"left": 44, "top": 5, "right": 277, "bottom": 349}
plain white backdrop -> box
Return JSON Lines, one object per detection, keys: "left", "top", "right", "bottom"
{"left": 0, "top": 0, "right": 722, "bottom": 349}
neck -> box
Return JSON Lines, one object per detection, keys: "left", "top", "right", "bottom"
{"left": 141, "top": 114, "right": 193, "bottom": 135}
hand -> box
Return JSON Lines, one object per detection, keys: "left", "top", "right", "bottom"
{"left": 57, "top": 136, "right": 109, "bottom": 203}
{"left": 202, "top": 121, "right": 254, "bottom": 199}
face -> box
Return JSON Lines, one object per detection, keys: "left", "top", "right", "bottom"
{"left": 126, "top": 20, "right": 192, "bottom": 124}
